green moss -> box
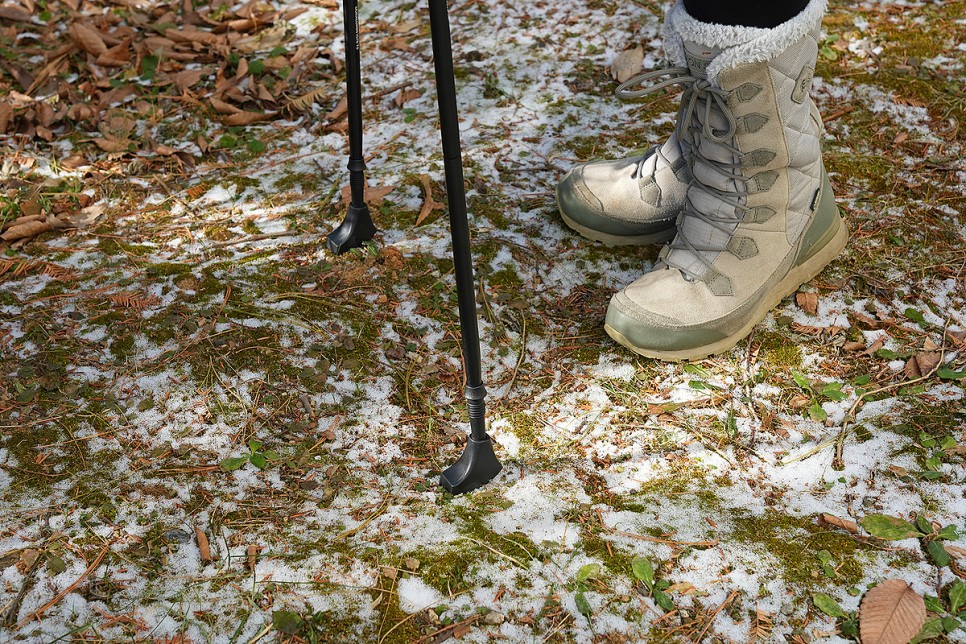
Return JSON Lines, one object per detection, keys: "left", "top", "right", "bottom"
{"left": 1, "top": 424, "right": 63, "bottom": 493}
{"left": 97, "top": 237, "right": 153, "bottom": 256}
{"left": 757, "top": 330, "right": 803, "bottom": 369}
{"left": 111, "top": 333, "right": 136, "bottom": 360}
{"left": 203, "top": 224, "right": 232, "bottom": 242}
{"left": 145, "top": 262, "right": 194, "bottom": 278}
{"left": 732, "top": 510, "right": 867, "bottom": 588}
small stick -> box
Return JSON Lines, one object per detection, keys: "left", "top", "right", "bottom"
{"left": 611, "top": 529, "right": 718, "bottom": 548}
{"left": 16, "top": 537, "right": 119, "bottom": 628}
{"left": 2, "top": 549, "right": 43, "bottom": 626}
{"left": 211, "top": 230, "right": 300, "bottom": 248}
{"left": 693, "top": 590, "right": 740, "bottom": 642}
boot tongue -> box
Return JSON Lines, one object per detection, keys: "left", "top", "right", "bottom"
{"left": 683, "top": 40, "right": 722, "bottom": 79}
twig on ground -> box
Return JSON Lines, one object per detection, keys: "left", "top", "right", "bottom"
{"left": 211, "top": 230, "right": 301, "bottom": 248}
{"left": 693, "top": 590, "right": 740, "bottom": 642}
{"left": 16, "top": 536, "right": 121, "bottom": 629}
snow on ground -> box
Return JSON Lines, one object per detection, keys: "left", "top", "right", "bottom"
{"left": 1, "top": 0, "right": 965, "bottom": 642}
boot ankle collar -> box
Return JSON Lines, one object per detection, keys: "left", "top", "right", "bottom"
{"left": 661, "top": 0, "right": 826, "bottom": 83}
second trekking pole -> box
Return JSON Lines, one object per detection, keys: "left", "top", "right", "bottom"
{"left": 427, "top": 0, "right": 502, "bottom": 494}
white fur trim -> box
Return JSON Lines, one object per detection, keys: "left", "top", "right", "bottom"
{"left": 661, "top": 0, "right": 826, "bottom": 82}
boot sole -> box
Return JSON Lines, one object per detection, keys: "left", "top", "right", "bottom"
{"left": 556, "top": 193, "right": 676, "bottom": 246}
{"left": 604, "top": 213, "right": 849, "bottom": 362}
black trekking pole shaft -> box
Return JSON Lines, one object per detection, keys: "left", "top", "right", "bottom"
{"left": 430, "top": 0, "right": 501, "bottom": 494}
{"left": 428, "top": 0, "right": 486, "bottom": 442}
{"left": 344, "top": 0, "right": 365, "bottom": 208}
{"left": 327, "top": 0, "right": 376, "bottom": 255}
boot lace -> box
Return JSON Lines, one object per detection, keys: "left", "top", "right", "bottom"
{"left": 618, "top": 67, "right": 750, "bottom": 282}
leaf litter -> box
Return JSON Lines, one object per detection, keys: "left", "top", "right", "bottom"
{"left": 0, "top": 0, "right": 965, "bottom": 642}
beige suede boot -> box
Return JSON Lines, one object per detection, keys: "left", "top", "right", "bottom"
{"left": 605, "top": 0, "right": 847, "bottom": 361}
{"left": 556, "top": 135, "right": 688, "bottom": 245}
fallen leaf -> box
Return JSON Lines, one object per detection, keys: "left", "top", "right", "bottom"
{"left": 209, "top": 97, "right": 240, "bottom": 114}
{"left": 818, "top": 513, "right": 859, "bottom": 534}
{"left": 861, "top": 337, "right": 885, "bottom": 356}
{"left": 172, "top": 69, "right": 205, "bottom": 91}
{"left": 69, "top": 22, "right": 108, "bottom": 56}
{"left": 245, "top": 544, "right": 260, "bottom": 570}
{"left": 0, "top": 4, "right": 31, "bottom": 21}
{"left": 415, "top": 174, "right": 444, "bottom": 226}
{"left": 195, "top": 526, "right": 212, "bottom": 563}
{"left": 1, "top": 219, "right": 54, "bottom": 241}
{"left": 611, "top": 46, "right": 643, "bottom": 83}
{"left": 380, "top": 35, "right": 411, "bottom": 52}
{"left": 393, "top": 88, "right": 422, "bottom": 109}
{"left": 223, "top": 110, "right": 274, "bottom": 126}
{"left": 325, "top": 95, "right": 347, "bottom": 121}
{"left": 340, "top": 183, "right": 392, "bottom": 208}
{"left": 796, "top": 291, "right": 819, "bottom": 316}
{"left": 843, "top": 341, "right": 866, "bottom": 352}
{"left": 859, "top": 579, "right": 925, "bottom": 644}
{"left": 91, "top": 136, "right": 132, "bottom": 153}
{"left": 388, "top": 18, "right": 421, "bottom": 33}
{"left": 67, "top": 204, "right": 105, "bottom": 227}
{"left": 903, "top": 352, "right": 940, "bottom": 379}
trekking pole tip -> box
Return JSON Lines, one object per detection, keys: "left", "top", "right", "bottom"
{"left": 327, "top": 203, "right": 376, "bottom": 255}
{"left": 439, "top": 434, "right": 502, "bottom": 495}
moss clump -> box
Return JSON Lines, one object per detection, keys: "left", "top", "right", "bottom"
{"left": 732, "top": 510, "right": 866, "bottom": 587}
{"left": 405, "top": 541, "right": 487, "bottom": 595}
{"left": 145, "top": 262, "right": 193, "bottom": 278}
{"left": 757, "top": 330, "right": 803, "bottom": 369}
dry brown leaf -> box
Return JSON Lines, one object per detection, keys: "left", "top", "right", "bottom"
{"left": 859, "top": 579, "right": 925, "bottom": 644}
{"left": 67, "top": 204, "right": 105, "bottom": 227}
{"left": 195, "top": 526, "right": 212, "bottom": 563}
{"left": 903, "top": 352, "right": 941, "bottom": 379}
{"left": 223, "top": 110, "right": 274, "bottom": 126}
{"left": 245, "top": 545, "right": 259, "bottom": 570}
{"left": 796, "top": 291, "right": 819, "bottom": 316}
{"left": 1, "top": 219, "right": 54, "bottom": 241}
{"left": 60, "top": 154, "right": 89, "bottom": 170}
{"left": 340, "top": 183, "right": 392, "bottom": 208}
{"left": 843, "top": 341, "right": 866, "bottom": 352}
{"left": 96, "top": 39, "right": 132, "bottom": 67}
{"left": 611, "top": 46, "right": 643, "bottom": 83}
{"left": 325, "top": 95, "right": 347, "bottom": 120}
{"left": 380, "top": 35, "right": 411, "bottom": 52}
{"left": 0, "top": 4, "right": 31, "bottom": 21}
{"left": 209, "top": 97, "right": 239, "bottom": 114}
{"left": 165, "top": 27, "right": 222, "bottom": 46}
{"left": 91, "top": 136, "right": 132, "bottom": 153}
{"left": 69, "top": 22, "right": 108, "bottom": 56}
{"left": 818, "top": 513, "right": 859, "bottom": 534}
{"left": 0, "top": 103, "right": 12, "bottom": 134}
{"left": 393, "top": 88, "right": 422, "bottom": 109}
{"left": 172, "top": 69, "right": 204, "bottom": 92}
{"left": 415, "top": 174, "right": 444, "bottom": 226}
{"left": 388, "top": 18, "right": 421, "bottom": 33}
{"left": 861, "top": 337, "right": 886, "bottom": 356}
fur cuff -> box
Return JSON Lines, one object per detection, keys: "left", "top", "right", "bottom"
{"left": 661, "top": 0, "right": 826, "bottom": 82}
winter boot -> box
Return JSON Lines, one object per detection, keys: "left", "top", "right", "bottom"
{"left": 604, "top": 0, "right": 848, "bottom": 361}
{"left": 556, "top": 133, "right": 689, "bottom": 245}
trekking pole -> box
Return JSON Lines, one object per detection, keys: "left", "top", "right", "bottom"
{"left": 328, "top": 0, "right": 376, "bottom": 255}
{"left": 428, "top": 0, "right": 502, "bottom": 494}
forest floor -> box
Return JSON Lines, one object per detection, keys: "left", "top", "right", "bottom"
{"left": 1, "top": 0, "right": 965, "bottom": 642}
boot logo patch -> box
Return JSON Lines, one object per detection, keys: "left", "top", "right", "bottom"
{"left": 685, "top": 51, "right": 713, "bottom": 75}
{"left": 792, "top": 66, "right": 814, "bottom": 104}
